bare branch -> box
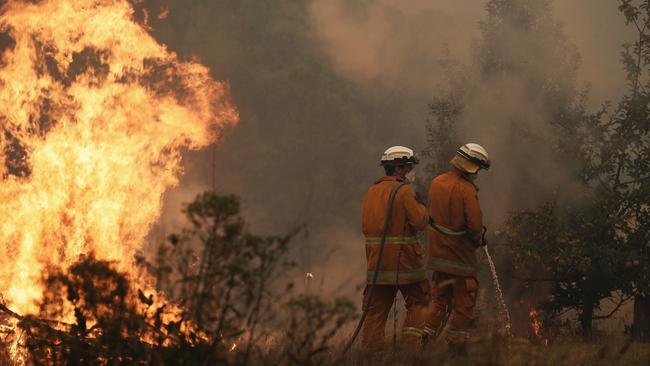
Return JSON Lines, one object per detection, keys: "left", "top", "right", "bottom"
{"left": 593, "top": 294, "right": 631, "bottom": 320}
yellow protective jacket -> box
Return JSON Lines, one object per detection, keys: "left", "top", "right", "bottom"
{"left": 427, "top": 168, "right": 484, "bottom": 276}
{"left": 362, "top": 176, "right": 428, "bottom": 285}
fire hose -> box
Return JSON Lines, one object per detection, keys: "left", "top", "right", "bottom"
{"left": 337, "top": 184, "right": 490, "bottom": 359}
{"left": 425, "top": 224, "right": 513, "bottom": 343}
{"left": 338, "top": 181, "right": 407, "bottom": 357}
{"left": 420, "top": 223, "right": 487, "bottom": 347}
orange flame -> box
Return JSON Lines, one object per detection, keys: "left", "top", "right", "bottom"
{"left": 0, "top": 0, "right": 237, "bottom": 320}
{"left": 528, "top": 308, "right": 549, "bottom": 346}
{"left": 529, "top": 309, "right": 542, "bottom": 335}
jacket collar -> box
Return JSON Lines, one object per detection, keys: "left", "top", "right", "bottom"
{"left": 451, "top": 167, "right": 465, "bottom": 177}
{"left": 450, "top": 168, "right": 479, "bottom": 190}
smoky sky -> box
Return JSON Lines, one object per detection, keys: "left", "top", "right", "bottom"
{"left": 145, "top": 0, "right": 636, "bottom": 296}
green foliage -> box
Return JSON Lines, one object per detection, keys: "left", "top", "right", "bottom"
{"left": 0, "top": 191, "right": 357, "bottom": 364}
{"left": 500, "top": 200, "right": 629, "bottom": 331}
{"left": 597, "top": 1, "right": 650, "bottom": 299}
{"left": 139, "top": 191, "right": 299, "bottom": 363}
{"left": 500, "top": 0, "right": 650, "bottom": 335}
{"left": 136, "top": 190, "right": 356, "bottom": 364}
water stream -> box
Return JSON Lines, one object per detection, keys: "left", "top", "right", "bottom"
{"left": 483, "top": 246, "right": 512, "bottom": 340}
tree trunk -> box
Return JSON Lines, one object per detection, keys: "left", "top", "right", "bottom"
{"left": 580, "top": 299, "right": 595, "bottom": 337}
{"left": 632, "top": 295, "right": 650, "bottom": 341}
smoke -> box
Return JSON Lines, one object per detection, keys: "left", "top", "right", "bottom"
{"left": 554, "top": 0, "right": 636, "bottom": 106}
{"left": 454, "top": 0, "right": 585, "bottom": 224}
{"left": 309, "top": 0, "right": 633, "bottom": 106}
{"left": 308, "top": 0, "right": 635, "bottom": 225}
{"left": 307, "top": 0, "right": 484, "bottom": 94}
{"left": 141, "top": 0, "right": 635, "bottom": 298}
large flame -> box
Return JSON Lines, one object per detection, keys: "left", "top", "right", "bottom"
{"left": 0, "top": 0, "right": 237, "bottom": 315}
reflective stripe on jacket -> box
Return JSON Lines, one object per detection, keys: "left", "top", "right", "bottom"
{"left": 362, "top": 176, "right": 428, "bottom": 285}
{"left": 427, "top": 168, "right": 483, "bottom": 276}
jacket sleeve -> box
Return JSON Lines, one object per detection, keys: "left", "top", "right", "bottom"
{"left": 401, "top": 185, "right": 428, "bottom": 231}
{"left": 462, "top": 183, "right": 484, "bottom": 246}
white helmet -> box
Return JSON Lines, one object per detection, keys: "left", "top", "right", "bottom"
{"left": 380, "top": 145, "right": 419, "bottom": 166}
{"left": 452, "top": 143, "right": 490, "bottom": 173}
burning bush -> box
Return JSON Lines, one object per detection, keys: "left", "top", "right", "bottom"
{"left": 0, "top": 191, "right": 357, "bottom": 365}
{"left": 1, "top": 255, "right": 210, "bottom": 364}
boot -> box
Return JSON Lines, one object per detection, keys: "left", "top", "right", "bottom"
{"left": 448, "top": 342, "right": 468, "bottom": 357}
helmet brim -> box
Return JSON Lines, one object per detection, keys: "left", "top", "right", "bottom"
{"left": 380, "top": 156, "right": 419, "bottom": 166}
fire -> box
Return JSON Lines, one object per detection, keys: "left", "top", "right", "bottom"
{"left": 0, "top": 0, "right": 237, "bottom": 321}
{"left": 529, "top": 309, "right": 542, "bottom": 336}
{"left": 528, "top": 308, "right": 549, "bottom": 346}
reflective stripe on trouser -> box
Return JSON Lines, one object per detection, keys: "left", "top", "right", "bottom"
{"left": 402, "top": 327, "right": 424, "bottom": 337}
{"left": 361, "top": 281, "right": 430, "bottom": 349}
{"left": 367, "top": 269, "right": 427, "bottom": 284}
{"left": 447, "top": 330, "right": 470, "bottom": 341}
{"left": 422, "top": 326, "right": 437, "bottom": 337}
{"left": 429, "top": 257, "right": 478, "bottom": 276}
{"left": 424, "top": 272, "right": 478, "bottom": 345}
{"left": 365, "top": 236, "right": 418, "bottom": 245}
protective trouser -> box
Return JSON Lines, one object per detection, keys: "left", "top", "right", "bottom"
{"left": 424, "top": 272, "right": 478, "bottom": 345}
{"left": 360, "top": 280, "right": 430, "bottom": 349}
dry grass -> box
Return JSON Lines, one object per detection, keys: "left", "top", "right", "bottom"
{"left": 334, "top": 335, "right": 649, "bottom": 366}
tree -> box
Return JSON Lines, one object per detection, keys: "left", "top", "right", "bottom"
{"left": 592, "top": 0, "right": 650, "bottom": 340}
{"left": 423, "top": 0, "right": 604, "bottom": 335}
{"left": 501, "top": 0, "right": 650, "bottom": 337}
{"left": 500, "top": 197, "right": 628, "bottom": 335}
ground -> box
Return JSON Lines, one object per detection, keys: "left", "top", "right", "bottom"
{"left": 337, "top": 335, "right": 649, "bottom": 366}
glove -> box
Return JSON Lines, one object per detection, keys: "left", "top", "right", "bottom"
{"left": 480, "top": 226, "right": 488, "bottom": 247}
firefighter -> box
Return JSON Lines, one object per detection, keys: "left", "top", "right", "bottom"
{"left": 360, "top": 146, "right": 429, "bottom": 350}
{"left": 423, "top": 143, "right": 490, "bottom": 356}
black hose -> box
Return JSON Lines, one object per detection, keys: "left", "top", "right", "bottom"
{"left": 338, "top": 182, "right": 406, "bottom": 358}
